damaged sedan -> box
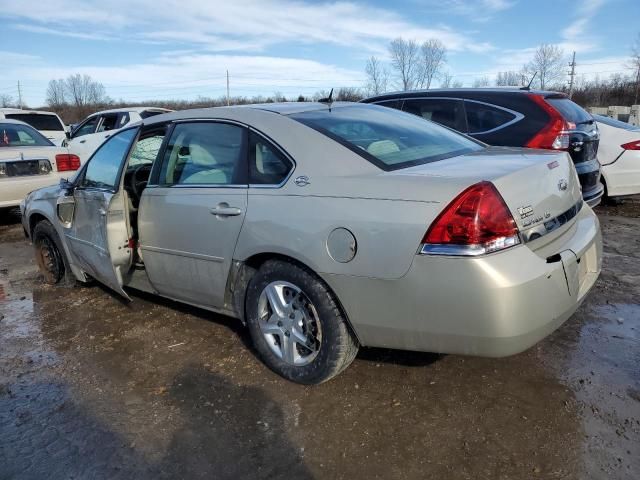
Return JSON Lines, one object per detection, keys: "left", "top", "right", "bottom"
{"left": 21, "top": 103, "right": 602, "bottom": 384}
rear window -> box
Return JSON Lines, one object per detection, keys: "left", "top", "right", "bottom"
{"left": 290, "top": 105, "right": 483, "bottom": 171}
{"left": 0, "top": 123, "right": 53, "bottom": 147}
{"left": 546, "top": 98, "right": 592, "bottom": 124}
{"left": 5, "top": 113, "right": 64, "bottom": 131}
{"left": 593, "top": 114, "right": 640, "bottom": 131}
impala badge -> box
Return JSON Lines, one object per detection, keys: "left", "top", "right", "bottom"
{"left": 558, "top": 179, "right": 568, "bottom": 191}
{"left": 294, "top": 175, "right": 310, "bottom": 187}
{"left": 517, "top": 205, "right": 534, "bottom": 219}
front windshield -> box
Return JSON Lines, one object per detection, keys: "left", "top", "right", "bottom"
{"left": 0, "top": 122, "right": 54, "bottom": 147}
{"left": 290, "top": 104, "right": 483, "bottom": 171}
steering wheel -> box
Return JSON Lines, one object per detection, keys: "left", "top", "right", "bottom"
{"left": 130, "top": 164, "right": 153, "bottom": 200}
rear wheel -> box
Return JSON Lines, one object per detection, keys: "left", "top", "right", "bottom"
{"left": 245, "top": 260, "right": 358, "bottom": 384}
{"left": 33, "top": 220, "right": 76, "bottom": 286}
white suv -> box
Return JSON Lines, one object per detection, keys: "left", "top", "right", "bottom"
{"left": 0, "top": 108, "right": 68, "bottom": 146}
{"left": 66, "top": 107, "right": 171, "bottom": 161}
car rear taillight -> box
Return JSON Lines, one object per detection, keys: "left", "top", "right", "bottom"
{"left": 621, "top": 140, "right": 640, "bottom": 150}
{"left": 421, "top": 181, "right": 520, "bottom": 256}
{"left": 55, "top": 154, "right": 81, "bottom": 172}
{"left": 526, "top": 94, "right": 575, "bottom": 150}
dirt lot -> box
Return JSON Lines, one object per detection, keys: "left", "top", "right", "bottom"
{"left": 1, "top": 200, "right": 639, "bottom": 480}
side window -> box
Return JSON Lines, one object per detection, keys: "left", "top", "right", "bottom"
{"left": 129, "top": 133, "right": 165, "bottom": 167}
{"left": 81, "top": 128, "right": 137, "bottom": 190}
{"left": 402, "top": 99, "right": 466, "bottom": 132}
{"left": 73, "top": 117, "right": 99, "bottom": 138}
{"left": 97, "top": 114, "right": 119, "bottom": 133}
{"left": 464, "top": 101, "right": 516, "bottom": 134}
{"left": 159, "top": 122, "right": 245, "bottom": 186}
{"left": 249, "top": 132, "right": 293, "bottom": 185}
{"left": 118, "top": 112, "right": 130, "bottom": 128}
{"left": 374, "top": 100, "right": 403, "bottom": 111}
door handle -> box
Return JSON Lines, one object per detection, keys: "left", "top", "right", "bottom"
{"left": 210, "top": 204, "right": 242, "bottom": 217}
{"left": 105, "top": 134, "right": 110, "bottom": 138}
{"left": 79, "top": 139, "right": 86, "bottom": 144}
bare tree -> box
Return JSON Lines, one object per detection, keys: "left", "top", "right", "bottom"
{"left": 65, "top": 74, "right": 108, "bottom": 108}
{"left": 336, "top": 87, "right": 364, "bottom": 101}
{"left": 495, "top": 71, "right": 524, "bottom": 86}
{"left": 46, "top": 79, "right": 67, "bottom": 107}
{"left": 523, "top": 43, "right": 566, "bottom": 90}
{"left": 440, "top": 71, "right": 453, "bottom": 88}
{"left": 472, "top": 76, "right": 491, "bottom": 88}
{"left": 417, "top": 39, "right": 447, "bottom": 89}
{"left": 365, "top": 56, "right": 389, "bottom": 96}
{"left": 0, "top": 94, "right": 14, "bottom": 107}
{"left": 388, "top": 37, "right": 420, "bottom": 90}
{"left": 451, "top": 80, "right": 463, "bottom": 88}
{"left": 630, "top": 33, "right": 640, "bottom": 104}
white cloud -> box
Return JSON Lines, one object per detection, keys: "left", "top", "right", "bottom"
{"left": 1, "top": 0, "right": 493, "bottom": 54}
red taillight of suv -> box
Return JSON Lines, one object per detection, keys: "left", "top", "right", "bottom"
{"left": 55, "top": 154, "right": 81, "bottom": 172}
{"left": 621, "top": 140, "right": 640, "bottom": 150}
{"left": 421, "top": 181, "right": 520, "bottom": 256}
{"left": 525, "top": 94, "right": 575, "bottom": 150}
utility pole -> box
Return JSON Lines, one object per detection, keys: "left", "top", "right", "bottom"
{"left": 226, "top": 70, "right": 230, "bottom": 106}
{"left": 17, "top": 81, "right": 23, "bottom": 109}
{"left": 567, "top": 51, "right": 576, "bottom": 99}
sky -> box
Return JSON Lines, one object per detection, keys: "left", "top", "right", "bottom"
{"left": 0, "top": 0, "right": 638, "bottom": 107}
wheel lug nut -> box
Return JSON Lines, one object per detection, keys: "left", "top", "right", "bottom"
{"left": 277, "top": 321, "right": 283, "bottom": 327}
{"left": 289, "top": 313, "right": 295, "bottom": 319}
{"left": 284, "top": 331, "right": 290, "bottom": 337}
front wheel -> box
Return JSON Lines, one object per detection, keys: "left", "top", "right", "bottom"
{"left": 245, "top": 260, "right": 358, "bottom": 384}
{"left": 33, "top": 220, "right": 76, "bottom": 286}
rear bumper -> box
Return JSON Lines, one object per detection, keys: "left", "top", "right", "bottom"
{"left": 0, "top": 173, "right": 64, "bottom": 208}
{"left": 323, "top": 206, "right": 602, "bottom": 357}
{"left": 575, "top": 158, "right": 604, "bottom": 206}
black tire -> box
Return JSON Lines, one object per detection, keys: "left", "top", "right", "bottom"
{"left": 245, "top": 259, "right": 359, "bottom": 384}
{"left": 33, "top": 220, "right": 76, "bottom": 287}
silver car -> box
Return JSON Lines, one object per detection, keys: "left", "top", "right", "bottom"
{"left": 20, "top": 102, "right": 602, "bottom": 384}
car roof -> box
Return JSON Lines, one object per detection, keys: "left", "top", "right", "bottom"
{"left": 363, "top": 88, "right": 567, "bottom": 102}
{"left": 89, "top": 106, "right": 173, "bottom": 116}
{"left": 0, "top": 118, "right": 32, "bottom": 126}
{"left": 142, "top": 102, "right": 357, "bottom": 126}
{"left": 0, "top": 108, "right": 61, "bottom": 116}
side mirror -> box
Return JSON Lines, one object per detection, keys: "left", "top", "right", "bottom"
{"left": 65, "top": 131, "right": 71, "bottom": 140}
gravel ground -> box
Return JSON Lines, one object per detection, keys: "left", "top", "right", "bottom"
{"left": 0, "top": 199, "right": 639, "bottom": 480}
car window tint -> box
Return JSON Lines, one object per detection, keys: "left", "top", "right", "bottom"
{"left": 249, "top": 132, "right": 292, "bottom": 185}
{"left": 129, "top": 134, "right": 165, "bottom": 167}
{"left": 0, "top": 123, "right": 52, "bottom": 147}
{"left": 82, "top": 128, "right": 137, "bottom": 189}
{"left": 73, "top": 117, "right": 99, "bottom": 138}
{"left": 290, "top": 104, "right": 483, "bottom": 171}
{"left": 160, "top": 122, "right": 244, "bottom": 185}
{"left": 593, "top": 114, "right": 640, "bottom": 131}
{"left": 374, "top": 99, "right": 404, "bottom": 110}
{"left": 402, "top": 99, "right": 466, "bottom": 131}
{"left": 97, "top": 114, "right": 119, "bottom": 133}
{"left": 5, "top": 113, "right": 64, "bottom": 131}
{"left": 546, "top": 98, "right": 592, "bottom": 124}
{"left": 465, "top": 101, "right": 516, "bottom": 133}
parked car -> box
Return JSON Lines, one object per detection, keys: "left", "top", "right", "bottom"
{"left": 363, "top": 89, "right": 604, "bottom": 206}
{"left": 65, "top": 107, "right": 172, "bottom": 162}
{"left": 0, "top": 119, "right": 81, "bottom": 209}
{"left": 21, "top": 103, "right": 602, "bottom": 384}
{"left": 592, "top": 114, "right": 640, "bottom": 199}
{"left": 0, "top": 108, "right": 68, "bottom": 146}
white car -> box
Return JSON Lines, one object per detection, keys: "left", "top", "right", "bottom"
{"left": 66, "top": 107, "right": 172, "bottom": 162}
{"left": 0, "top": 108, "right": 68, "bottom": 146}
{"left": 0, "top": 119, "right": 81, "bottom": 209}
{"left": 593, "top": 114, "right": 640, "bottom": 198}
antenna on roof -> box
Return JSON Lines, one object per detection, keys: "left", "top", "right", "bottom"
{"left": 521, "top": 72, "right": 537, "bottom": 91}
{"left": 319, "top": 88, "right": 334, "bottom": 104}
